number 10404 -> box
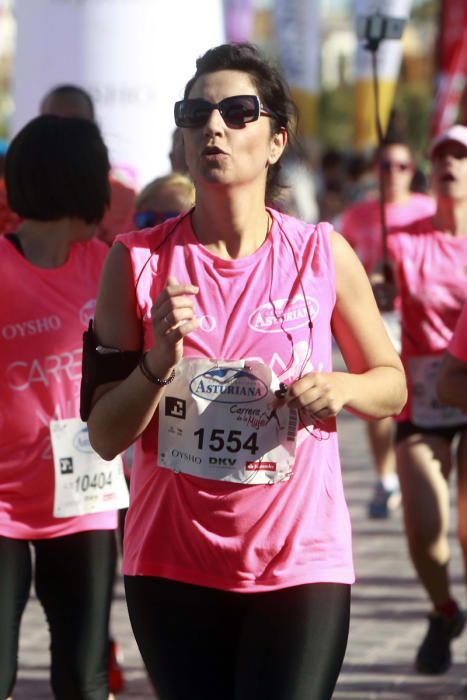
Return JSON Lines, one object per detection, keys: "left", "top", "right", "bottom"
{"left": 75, "top": 471, "right": 113, "bottom": 492}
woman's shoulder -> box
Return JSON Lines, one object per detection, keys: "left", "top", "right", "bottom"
{"left": 270, "top": 207, "right": 333, "bottom": 238}
{"left": 115, "top": 225, "right": 163, "bottom": 251}
{"left": 408, "top": 191, "right": 436, "bottom": 211}
{"left": 340, "top": 197, "right": 379, "bottom": 223}
{"left": 86, "top": 236, "right": 109, "bottom": 253}
{"left": 73, "top": 236, "right": 109, "bottom": 266}
{"left": 386, "top": 219, "right": 440, "bottom": 263}
{"left": 115, "top": 212, "right": 190, "bottom": 252}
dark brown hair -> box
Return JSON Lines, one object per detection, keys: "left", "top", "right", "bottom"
{"left": 6, "top": 115, "right": 110, "bottom": 223}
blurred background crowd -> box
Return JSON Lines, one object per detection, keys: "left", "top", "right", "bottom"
{"left": 0, "top": 0, "right": 465, "bottom": 230}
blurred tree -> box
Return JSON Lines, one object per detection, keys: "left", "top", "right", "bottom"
{"left": 319, "top": 85, "right": 354, "bottom": 151}
{"left": 393, "top": 82, "right": 433, "bottom": 157}
{"left": 411, "top": 0, "right": 438, "bottom": 23}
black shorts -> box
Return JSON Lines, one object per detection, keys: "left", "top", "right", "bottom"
{"left": 395, "top": 420, "right": 467, "bottom": 445}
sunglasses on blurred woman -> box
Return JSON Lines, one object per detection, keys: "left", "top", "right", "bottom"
{"left": 381, "top": 160, "right": 413, "bottom": 173}
{"left": 134, "top": 210, "right": 179, "bottom": 229}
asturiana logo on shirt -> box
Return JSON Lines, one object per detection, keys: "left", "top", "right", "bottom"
{"left": 248, "top": 295, "right": 319, "bottom": 334}
{"left": 190, "top": 367, "right": 269, "bottom": 404}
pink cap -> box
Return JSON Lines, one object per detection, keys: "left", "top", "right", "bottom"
{"left": 430, "top": 124, "right": 467, "bottom": 157}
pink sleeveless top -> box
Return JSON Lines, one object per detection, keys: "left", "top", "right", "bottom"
{"left": 340, "top": 193, "right": 436, "bottom": 275}
{"left": 118, "top": 209, "right": 354, "bottom": 591}
{"left": 0, "top": 236, "right": 118, "bottom": 538}
{"left": 388, "top": 222, "right": 467, "bottom": 422}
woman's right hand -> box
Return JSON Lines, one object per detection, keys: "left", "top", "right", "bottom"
{"left": 148, "top": 275, "right": 200, "bottom": 371}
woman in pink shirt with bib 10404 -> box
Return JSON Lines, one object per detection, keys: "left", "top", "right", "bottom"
{"left": 84, "top": 43, "right": 406, "bottom": 700}
{"left": 0, "top": 116, "right": 121, "bottom": 700}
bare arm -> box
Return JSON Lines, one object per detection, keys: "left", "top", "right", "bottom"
{"left": 86, "top": 243, "right": 199, "bottom": 460}
{"left": 285, "top": 231, "right": 407, "bottom": 421}
{"left": 437, "top": 352, "right": 467, "bottom": 412}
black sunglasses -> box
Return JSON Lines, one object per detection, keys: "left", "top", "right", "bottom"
{"left": 381, "top": 160, "right": 412, "bottom": 173}
{"left": 174, "top": 95, "right": 280, "bottom": 129}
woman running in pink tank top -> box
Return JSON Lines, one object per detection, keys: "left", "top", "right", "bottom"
{"left": 385, "top": 125, "right": 467, "bottom": 676}
{"left": 84, "top": 43, "right": 406, "bottom": 700}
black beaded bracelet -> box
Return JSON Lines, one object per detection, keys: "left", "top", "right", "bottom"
{"left": 138, "top": 353, "right": 176, "bottom": 386}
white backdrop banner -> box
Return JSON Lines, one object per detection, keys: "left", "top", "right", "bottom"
{"left": 11, "top": 0, "right": 224, "bottom": 188}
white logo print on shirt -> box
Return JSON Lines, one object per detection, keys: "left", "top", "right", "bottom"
{"left": 1, "top": 315, "right": 62, "bottom": 341}
{"left": 248, "top": 295, "right": 319, "bottom": 333}
{"left": 6, "top": 349, "right": 82, "bottom": 391}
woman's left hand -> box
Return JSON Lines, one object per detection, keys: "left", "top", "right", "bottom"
{"left": 285, "top": 372, "right": 347, "bottom": 420}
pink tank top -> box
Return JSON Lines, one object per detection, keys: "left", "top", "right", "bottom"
{"left": 118, "top": 209, "right": 354, "bottom": 591}
{"left": 340, "top": 193, "right": 436, "bottom": 274}
{"left": 388, "top": 223, "right": 467, "bottom": 422}
{"left": 0, "top": 236, "right": 118, "bottom": 538}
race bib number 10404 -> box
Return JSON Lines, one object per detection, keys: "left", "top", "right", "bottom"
{"left": 50, "top": 418, "right": 129, "bottom": 517}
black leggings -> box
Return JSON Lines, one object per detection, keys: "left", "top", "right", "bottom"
{"left": 0, "top": 530, "right": 116, "bottom": 700}
{"left": 125, "top": 576, "right": 350, "bottom": 700}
